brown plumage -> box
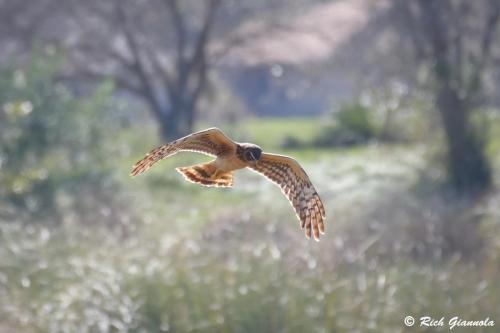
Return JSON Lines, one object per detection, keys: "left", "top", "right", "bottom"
{"left": 131, "top": 128, "right": 326, "bottom": 240}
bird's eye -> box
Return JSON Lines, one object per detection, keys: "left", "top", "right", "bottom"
{"left": 245, "top": 150, "right": 256, "bottom": 161}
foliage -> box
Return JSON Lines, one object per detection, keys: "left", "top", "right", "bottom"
{"left": 313, "top": 102, "right": 378, "bottom": 147}
{"left": 0, "top": 50, "right": 123, "bottom": 224}
{"left": 336, "top": 102, "right": 375, "bottom": 139}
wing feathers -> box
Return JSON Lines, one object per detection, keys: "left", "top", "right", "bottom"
{"left": 130, "top": 128, "right": 236, "bottom": 177}
{"left": 248, "top": 153, "right": 326, "bottom": 240}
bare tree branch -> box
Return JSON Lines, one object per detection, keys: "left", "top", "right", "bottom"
{"left": 163, "top": 0, "right": 187, "bottom": 66}
{"left": 476, "top": 0, "right": 500, "bottom": 73}
{"left": 465, "top": 0, "right": 500, "bottom": 97}
{"left": 115, "top": 0, "right": 164, "bottom": 120}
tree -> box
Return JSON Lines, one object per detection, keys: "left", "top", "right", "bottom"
{"left": 391, "top": 0, "right": 500, "bottom": 193}
{"left": 62, "top": 0, "right": 221, "bottom": 140}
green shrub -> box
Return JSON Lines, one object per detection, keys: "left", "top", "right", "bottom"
{"left": 0, "top": 49, "right": 123, "bottom": 224}
{"left": 336, "top": 102, "right": 375, "bottom": 139}
{"left": 314, "top": 102, "right": 378, "bottom": 147}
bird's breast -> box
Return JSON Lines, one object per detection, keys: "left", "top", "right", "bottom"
{"left": 215, "top": 155, "right": 248, "bottom": 172}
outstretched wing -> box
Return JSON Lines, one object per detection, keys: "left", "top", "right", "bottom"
{"left": 131, "top": 128, "right": 236, "bottom": 177}
{"left": 248, "top": 153, "right": 326, "bottom": 240}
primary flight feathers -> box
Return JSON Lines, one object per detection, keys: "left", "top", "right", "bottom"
{"left": 131, "top": 128, "right": 326, "bottom": 240}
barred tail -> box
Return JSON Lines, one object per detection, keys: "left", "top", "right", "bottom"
{"left": 176, "top": 162, "right": 233, "bottom": 188}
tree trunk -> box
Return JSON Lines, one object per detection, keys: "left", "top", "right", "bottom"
{"left": 437, "top": 85, "right": 491, "bottom": 193}
{"left": 156, "top": 100, "right": 195, "bottom": 142}
{"left": 159, "top": 116, "right": 183, "bottom": 142}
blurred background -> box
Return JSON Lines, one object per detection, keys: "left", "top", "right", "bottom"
{"left": 1, "top": 0, "right": 500, "bottom": 332}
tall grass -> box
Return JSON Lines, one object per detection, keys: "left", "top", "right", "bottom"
{"left": 1, "top": 214, "right": 499, "bottom": 333}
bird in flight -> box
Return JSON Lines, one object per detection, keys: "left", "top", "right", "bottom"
{"left": 131, "top": 128, "right": 326, "bottom": 240}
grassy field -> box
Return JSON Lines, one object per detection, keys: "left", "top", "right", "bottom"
{"left": 1, "top": 117, "right": 500, "bottom": 332}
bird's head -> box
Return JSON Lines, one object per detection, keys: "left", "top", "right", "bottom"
{"left": 239, "top": 143, "right": 262, "bottom": 163}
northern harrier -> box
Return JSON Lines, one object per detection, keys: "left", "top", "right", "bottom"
{"left": 131, "top": 128, "right": 326, "bottom": 240}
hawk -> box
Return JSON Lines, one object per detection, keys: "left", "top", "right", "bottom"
{"left": 131, "top": 128, "right": 326, "bottom": 240}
